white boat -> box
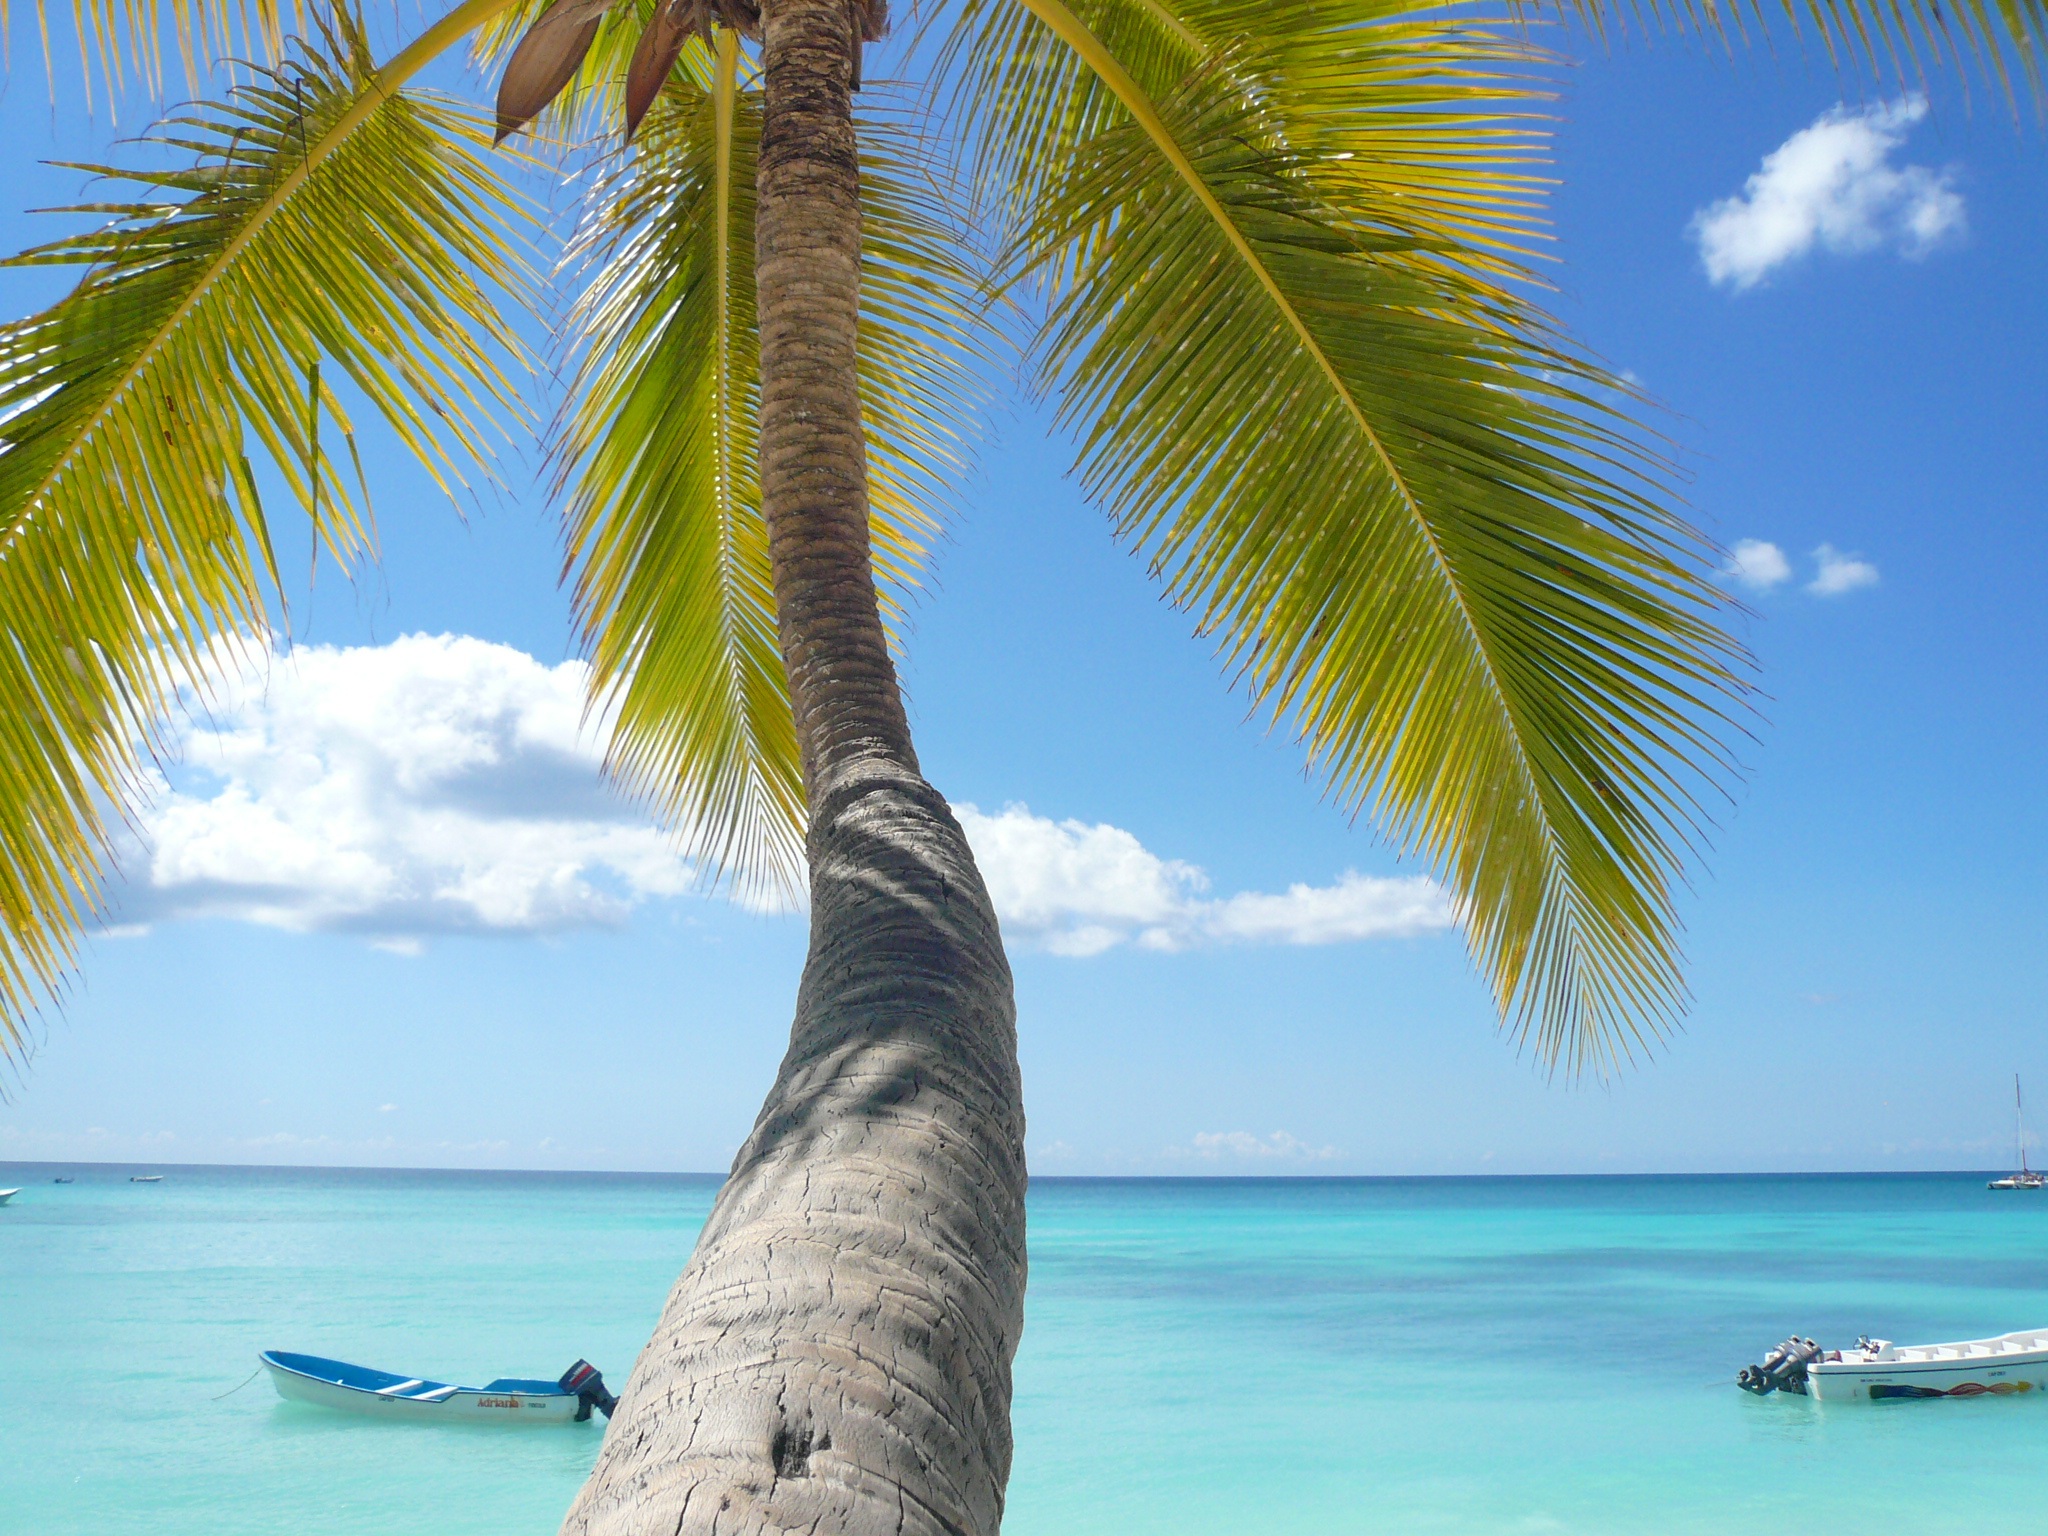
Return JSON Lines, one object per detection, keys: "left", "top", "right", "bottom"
{"left": 1988, "top": 1075, "right": 2044, "bottom": 1189}
{"left": 129, "top": 1174, "right": 162, "bottom": 1183}
{"left": 1807, "top": 1330, "right": 2048, "bottom": 1400}
{"left": 0, "top": 1188, "right": 18, "bottom": 1204}
{"left": 259, "top": 1351, "right": 617, "bottom": 1422}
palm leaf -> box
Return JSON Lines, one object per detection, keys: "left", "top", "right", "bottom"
{"left": 0, "top": 4, "right": 526, "bottom": 1057}
{"left": 557, "top": 36, "right": 982, "bottom": 903}
{"left": 941, "top": 0, "right": 1751, "bottom": 1075}
{"left": 1569, "top": 0, "right": 2048, "bottom": 103}
{"left": 33, "top": 0, "right": 284, "bottom": 105}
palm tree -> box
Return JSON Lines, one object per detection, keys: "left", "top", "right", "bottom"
{"left": 0, "top": 0, "right": 2034, "bottom": 1525}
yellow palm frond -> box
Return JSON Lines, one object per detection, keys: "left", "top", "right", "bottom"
{"left": 1571, "top": 0, "right": 2048, "bottom": 103}
{"left": 0, "top": 6, "right": 527, "bottom": 1056}
{"left": 37, "top": 0, "right": 284, "bottom": 103}
{"left": 941, "top": 0, "right": 1751, "bottom": 1075}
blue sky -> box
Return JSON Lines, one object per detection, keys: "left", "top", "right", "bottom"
{"left": 2, "top": 12, "right": 2045, "bottom": 1175}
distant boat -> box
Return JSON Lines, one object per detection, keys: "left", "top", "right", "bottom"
{"left": 259, "top": 1351, "right": 618, "bottom": 1423}
{"left": 1989, "top": 1076, "right": 2045, "bottom": 1190}
{"left": 52, "top": 1177, "right": 73, "bottom": 1184}
{"left": 129, "top": 1175, "right": 162, "bottom": 1183}
{"left": 0, "top": 1188, "right": 18, "bottom": 1205}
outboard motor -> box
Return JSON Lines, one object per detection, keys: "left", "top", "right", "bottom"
{"left": 559, "top": 1360, "right": 619, "bottom": 1421}
{"left": 1737, "top": 1336, "right": 1823, "bottom": 1396}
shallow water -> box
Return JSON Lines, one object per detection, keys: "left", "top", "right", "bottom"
{"left": 4, "top": 1166, "right": 2046, "bottom": 1533}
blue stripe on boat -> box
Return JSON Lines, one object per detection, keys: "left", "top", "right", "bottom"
{"left": 261, "top": 1351, "right": 569, "bottom": 1397}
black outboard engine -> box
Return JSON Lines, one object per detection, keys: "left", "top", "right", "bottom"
{"left": 1737, "top": 1336, "right": 1823, "bottom": 1396}
{"left": 559, "top": 1360, "right": 619, "bottom": 1421}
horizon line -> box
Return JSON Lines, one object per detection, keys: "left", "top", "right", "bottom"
{"left": 0, "top": 1157, "right": 2024, "bottom": 1181}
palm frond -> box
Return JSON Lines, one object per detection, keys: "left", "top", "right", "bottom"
{"left": 0, "top": 6, "right": 527, "bottom": 1057}
{"left": 941, "top": 0, "right": 1750, "bottom": 1075}
{"left": 1569, "top": 0, "right": 2048, "bottom": 104}
{"left": 557, "top": 39, "right": 982, "bottom": 903}
{"left": 32, "top": 0, "right": 284, "bottom": 106}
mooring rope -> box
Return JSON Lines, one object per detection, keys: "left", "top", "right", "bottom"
{"left": 212, "top": 1366, "right": 262, "bottom": 1401}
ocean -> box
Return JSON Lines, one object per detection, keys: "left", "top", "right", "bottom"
{"left": 4, "top": 1166, "right": 2046, "bottom": 1534}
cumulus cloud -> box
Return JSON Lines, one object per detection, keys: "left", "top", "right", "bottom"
{"left": 113, "top": 633, "right": 692, "bottom": 943}
{"left": 1166, "top": 1130, "right": 1340, "bottom": 1163}
{"left": 955, "top": 803, "right": 1451, "bottom": 957}
{"left": 1809, "top": 543, "right": 1880, "bottom": 596}
{"left": 1724, "top": 539, "right": 1793, "bottom": 591}
{"left": 106, "top": 636, "right": 1455, "bottom": 959}
{"left": 1692, "top": 96, "right": 1963, "bottom": 290}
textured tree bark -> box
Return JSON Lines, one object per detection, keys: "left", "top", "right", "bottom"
{"left": 559, "top": 0, "right": 1027, "bottom": 1531}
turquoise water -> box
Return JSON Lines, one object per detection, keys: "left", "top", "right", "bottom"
{"left": 5, "top": 1167, "right": 2048, "bottom": 1533}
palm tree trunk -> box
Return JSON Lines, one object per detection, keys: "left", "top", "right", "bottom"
{"left": 560, "top": 2, "right": 1027, "bottom": 1532}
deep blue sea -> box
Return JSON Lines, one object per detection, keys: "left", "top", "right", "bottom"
{"left": 5, "top": 1166, "right": 2048, "bottom": 1533}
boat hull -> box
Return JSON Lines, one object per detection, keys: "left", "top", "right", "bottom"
{"left": 1809, "top": 1330, "right": 2048, "bottom": 1402}
{"left": 261, "top": 1352, "right": 585, "bottom": 1423}
{"left": 0, "top": 1188, "right": 18, "bottom": 1204}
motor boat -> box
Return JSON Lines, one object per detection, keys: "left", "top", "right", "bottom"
{"left": 260, "top": 1351, "right": 617, "bottom": 1422}
{"left": 1740, "top": 1329, "right": 2048, "bottom": 1401}
{"left": 0, "top": 1188, "right": 18, "bottom": 1204}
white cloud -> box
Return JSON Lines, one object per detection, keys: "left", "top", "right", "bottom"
{"left": 1809, "top": 543, "right": 1881, "bottom": 597}
{"left": 1166, "top": 1130, "right": 1340, "bottom": 1162}
{"left": 1723, "top": 537, "right": 1880, "bottom": 599}
{"left": 955, "top": 803, "right": 1451, "bottom": 956}
{"left": 1724, "top": 539, "right": 1793, "bottom": 591}
{"left": 1692, "top": 96, "right": 1964, "bottom": 290}
{"left": 1204, "top": 876, "right": 1451, "bottom": 947}
{"left": 112, "top": 634, "right": 692, "bottom": 944}
{"left": 958, "top": 802, "right": 1199, "bottom": 956}
{"left": 106, "top": 637, "right": 1454, "bottom": 960}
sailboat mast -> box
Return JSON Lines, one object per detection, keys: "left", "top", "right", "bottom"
{"left": 2019, "top": 1075, "right": 2028, "bottom": 1177}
